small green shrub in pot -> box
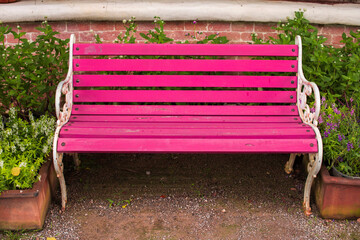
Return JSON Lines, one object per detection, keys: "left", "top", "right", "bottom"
{"left": 318, "top": 97, "right": 360, "bottom": 177}
{"left": 0, "top": 108, "right": 55, "bottom": 193}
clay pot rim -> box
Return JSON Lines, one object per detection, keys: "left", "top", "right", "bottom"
{"left": 0, "top": 161, "right": 51, "bottom": 199}
{"left": 320, "top": 165, "right": 360, "bottom": 186}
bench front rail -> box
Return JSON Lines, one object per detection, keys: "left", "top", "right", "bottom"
{"left": 53, "top": 34, "right": 323, "bottom": 215}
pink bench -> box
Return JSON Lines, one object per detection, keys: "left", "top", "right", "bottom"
{"left": 53, "top": 34, "right": 323, "bottom": 215}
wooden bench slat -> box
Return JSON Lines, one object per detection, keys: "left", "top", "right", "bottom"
{"left": 73, "top": 75, "right": 297, "bottom": 88}
{"left": 73, "top": 90, "right": 297, "bottom": 103}
{"left": 73, "top": 59, "right": 298, "bottom": 72}
{"left": 57, "top": 138, "right": 317, "bottom": 153}
{"left": 72, "top": 105, "right": 299, "bottom": 115}
{"left": 64, "top": 122, "right": 309, "bottom": 129}
{"left": 69, "top": 115, "right": 302, "bottom": 123}
{"left": 60, "top": 127, "right": 315, "bottom": 139}
{"left": 73, "top": 43, "right": 298, "bottom": 56}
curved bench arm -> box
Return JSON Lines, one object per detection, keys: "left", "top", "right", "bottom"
{"left": 295, "top": 36, "right": 321, "bottom": 127}
{"left": 53, "top": 34, "right": 75, "bottom": 210}
{"left": 55, "top": 34, "right": 75, "bottom": 125}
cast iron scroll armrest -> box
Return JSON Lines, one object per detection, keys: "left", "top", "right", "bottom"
{"left": 297, "top": 77, "right": 321, "bottom": 127}
{"left": 53, "top": 34, "right": 75, "bottom": 211}
{"left": 295, "top": 35, "right": 321, "bottom": 127}
{"left": 55, "top": 34, "right": 75, "bottom": 126}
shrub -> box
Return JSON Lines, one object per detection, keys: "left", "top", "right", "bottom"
{"left": 251, "top": 11, "right": 360, "bottom": 104}
{"left": 0, "top": 20, "right": 69, "bottom": 117}
{"left": 0, "top": 108, "right": 55, "bottom": 193}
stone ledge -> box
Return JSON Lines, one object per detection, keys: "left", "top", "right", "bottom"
{"left": 0, "top": 0, "right": 359, "bottom": 26}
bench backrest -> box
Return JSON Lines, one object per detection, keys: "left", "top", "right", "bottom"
{"left": 71, "top": 41, "right": 300, "bottom": 116}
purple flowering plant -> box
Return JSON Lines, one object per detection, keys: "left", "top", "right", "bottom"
{"left": 319, "top": 96, "right": 360, "bottom": 177}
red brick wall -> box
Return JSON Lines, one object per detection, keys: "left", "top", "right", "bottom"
{"left": 4, "top": 20, "right": 359, "bottom": 47}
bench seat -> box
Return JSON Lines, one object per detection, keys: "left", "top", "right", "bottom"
{"left": 53, "top": 34, "right": 323, "bottom": 215}
{"left": 58, "top": 115, "right": 317, "bottom": 153}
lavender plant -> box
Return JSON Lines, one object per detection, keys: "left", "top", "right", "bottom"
{"left": 0, "top": 108, "right": 55, "bottom": 193}
{"left": 319, "top": 97, "right": 360, "bottom": 177}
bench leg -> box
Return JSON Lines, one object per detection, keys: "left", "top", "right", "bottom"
{"left": 71, "top": 153, "right": 81, "bottom": 169}
{"left": 54, "top": 152, "right": 67, "bottom": 211}
{"left": 284, "top": 153, "right": 299, "bottom": 174}
{"left": 303, "top": 153, "right": 321, "bottom": 216}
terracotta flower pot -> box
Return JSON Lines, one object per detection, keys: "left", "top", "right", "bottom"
{"left": 314, "top": 165, "right": 360, "bottom": 219}
{"left": 0, "top": 161, "right": 58, "bottom": 230}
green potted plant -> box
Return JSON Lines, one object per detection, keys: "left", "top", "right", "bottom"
{"left": 0, "top": 108, "right": 56, "bottom": 230}
{"left": 0, "top": 21, "right": 68, "bottom": 230}
{"left": 315, "top": 96, "right": 360, "bottom": 219}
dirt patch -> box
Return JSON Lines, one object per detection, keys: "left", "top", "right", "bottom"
{"left": 1, "top": 153, "right": 359, "bottom": 239}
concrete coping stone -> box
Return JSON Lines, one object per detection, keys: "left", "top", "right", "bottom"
{"left": 0, "top": 0, "right": 359, "bottom": 26}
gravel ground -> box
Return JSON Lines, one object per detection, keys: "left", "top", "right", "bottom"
{"left": 1, "top": 153, "right": 359, "bottom": 240}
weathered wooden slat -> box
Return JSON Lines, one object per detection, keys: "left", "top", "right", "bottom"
{"left": 72, "top": 105, "right": 299, "bottom": 116}
{"left": 57, "top": 138, "right": 317, "bottom": 153}
{"left": 73, "top": 59, "right": 298, "bottom": 72}
{"left": 73, "top": 90, "right": 296, "bottom": 103}
{"left": 73, "top": 43, "right": 298, "bottom": 56}
{"left": 64, "top": 122, "right": 310, "bottom": 129}
{"left": 69, "top": 115, "right": 302, "bottom": 123}
{"left": 60, "top": 127, "right": 315, "bottom": 139}
{"left": 73, "top": 75, "right": 297, "bottom": 88}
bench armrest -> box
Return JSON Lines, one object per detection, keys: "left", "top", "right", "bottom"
{"left": 55, "top": 34, "right": 75, "bottom": 126}
{"left": 295, "top": 36, "right": 321, "bottom": 127}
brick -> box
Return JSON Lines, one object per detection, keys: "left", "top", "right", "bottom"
{"left": 263, "top": 32, "right": 279, "bottom": 41}
{"left": 215, "top": 31, "right": 241, "bottom": 42}
{"left": 5, "top": 23, "right": 19, "bottom": 32}
{"left": 135, "top": 31, "right": 149, "bottom": 41}
{"left": 18, "top": 22, "right": 41, "bottom": 33}
{"left": 240, "top": 32, "right": 263, "bottom": 43}
{"left": 90, "top": 21, "right": 115, "bottom": 31}
{"left": 97, "top": 32, "right": 120, "bottom": 43}
{"left": 48, "top": 22, "right": 67, "bottom": 32}
{"left": 344, "top": 26, "right": 360, "bottom": 35}
{"left": 320, "top": 25, "right": 345, "bottom": 35}
{"left": 231, "top": 22, "right": 254, "bottom": 32}
{"left": 254, "top": 23, "right": 277, "bottom": 33}
{"left": 163, "top": 21, "right": 185, "bottom": 31}
{"left": 332, "top": 34, "right": 345, "bottom": 45}
{"left": 185, "top": 21, "right": 208, "bottom": 31}
{"left": 167, "top": 30, "right": 191, "bottom": 41}
{"left": 67, "top": 21, "right": 91, "bottom": 32}
{"left": 115, "top": 22, "right": 128, "bottom": 31}
{"left": 5, "top": 33, "right": 19, "bottom": 44}
{"left": 137, "top": 21, "right": 156, "bottom": 31}
{"left": 208, "top": 22, "right": 231, "bottom": 32}
{"left": 55, "top": 32, "right": 77, "bottom": 41}
{"left": 20, "top": 22, "right": 65, "bottom": 34}
{"left": 79, "top": 31, "right": 96, "bottom": 43}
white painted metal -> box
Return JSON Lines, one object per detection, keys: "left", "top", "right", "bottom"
{"left": 285, "top": 153, "right": 301, "bottom": 174}
{"left": 294, "top": 35, "right": 323, "bottom": 216}
{"left": 53, "top": 34, "right": 75, "bottom": 211}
